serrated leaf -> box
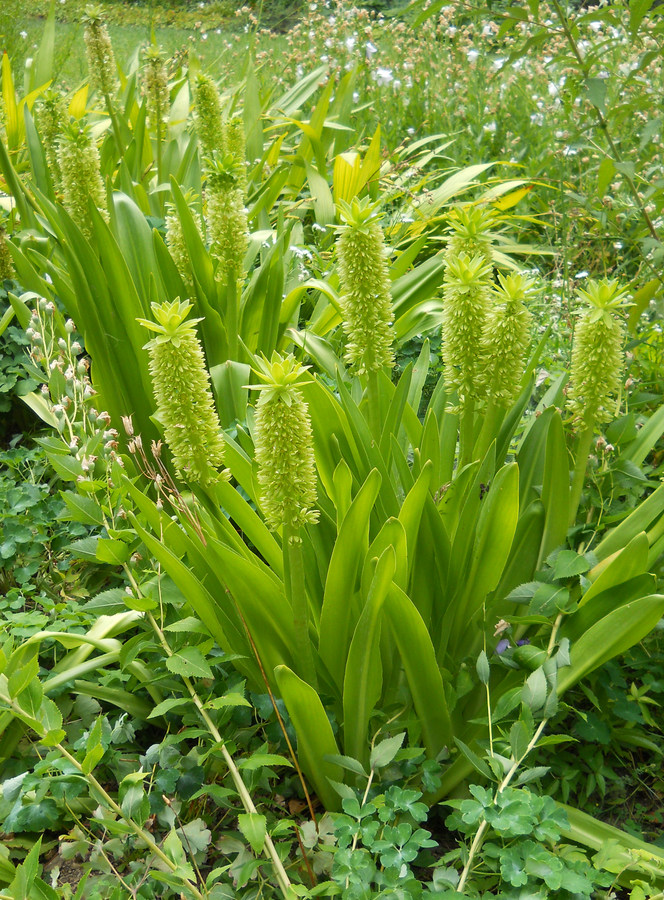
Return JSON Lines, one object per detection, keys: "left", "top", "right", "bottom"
{"left": 60, "top": 491, "right": 105, "bottom": 526}
{"left": 552, "top": 550, "right": 590, "bottom": 581}
{"left": 81, "top": 743, "right": 105, "bottom": 775}
{"left": 510, "top": 719, "right": 532, "bottom": 761}
{"left": 147, "top": 697, "right": 192, "bottom": 719}
{"left": 96, "top": 538, "right": 130, "bottom": 565}
{"left": 165, "top": 647, "right": 213, "bottom": 679}
{"left": 516, "top": 766, "right": 550, "bottom": 785}
{"left": 323, "top": 754, "right": 368, "bottom": 777}
{"left": 370, "top": 732, "right": 405, "bottom": 770}
{"left": 238, "top": 754, "right": 293, "bottom": 771}
{"left": 204, "top": 693, "right": 252, "bottom": 710}
{"left": 522, "top": 668, "right": 548, "bottom": 712}
{"left": 454, "top": 738, "right": 492, "bottom": 780}
{"left": 237, "top": 813, "right": 266, "bottom": 854}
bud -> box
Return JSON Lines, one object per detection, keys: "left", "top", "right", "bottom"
{"left": 39, "top": 90, "right": 69, "bottom": 190}
{"left": 138, "top": 300, "right": 228, "bottom": 485}
{"left": 82, "top": 5, "right": 118, "bottom": 98}
{"left": 251, "top": 354, "right": 319, "bottom": 531}
{"left": 441, "top": 252, "right": 492, "bottom": 408}
{"left": 568, "top": 279, "right": 628, "bottom": 429}
{"left": 480, "top": 272, "right": 533, "bottom": 407}
{"left": 336, "top": 198, "right": 395, "bottom": 375}
{"left": 58, "top": 122, "right": 108, "bottom": 239}
{"left": 193, "top": 74, "right": 225, "bottom": 162}
{"left": 143, "top": 45, "right": 170, "bottom": 131}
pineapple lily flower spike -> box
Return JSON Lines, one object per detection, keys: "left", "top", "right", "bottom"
{"left": 138, "top": 300, "right": 228, "bottom": 487}
{"left": 567, "top": 278, "right": 630, "bottom": 526}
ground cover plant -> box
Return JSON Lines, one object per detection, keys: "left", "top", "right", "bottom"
{"left": 1, "top": 0, "right": 664, "bottom": 897}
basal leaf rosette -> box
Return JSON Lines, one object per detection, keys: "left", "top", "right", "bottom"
{"left": 251, "top": 354, "right": 319, "bottom": 532}
{"left": 138, "top": 300, "right": 228, "bottom": 486}
{"left": 568, "top": 279, "right": 629, "bottom": 430}
{"left": 336, "top": 198, "right": 395, "bottom": 376}
{"left": 480, "top": 272, "right": 534, "bottom": 407}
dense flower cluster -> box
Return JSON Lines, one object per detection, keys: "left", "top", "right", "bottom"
{"left": 57, "top": 122, "right": 108, "bottom": 239}
{"left": 193, "top": 74, "right": 225, "bottom": 160}
{"left": 82, "top": 6, "right": 118, "bottom": 98}
{"left": 206, "top": 158, "right": 249, "bottom": 279}
{"left": 336, "top": 198, "right": 395, "bottom": 375}
{"left": 39, "top": 91, "right": 69, "bottom": 191}
{"left": 568, "top": 279, "right": 628, "bottom": 429}
{"left": 0, "top": 224, "right": 13, "bottom": 282}
{"left": 139, "top": 300, "right": 228, "bottom": 486}
{"left": 143, "top": 45, "right": 170, "bottom": 131}
{"left": 480, "top": 272, "right": 534, "bottom": 407}
{"left": 252, "top": 355, "right": 319, "bottom": 531}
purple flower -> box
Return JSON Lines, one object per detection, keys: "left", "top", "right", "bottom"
{"left": 495, "top": 639, "right": 510, "bottom": 655}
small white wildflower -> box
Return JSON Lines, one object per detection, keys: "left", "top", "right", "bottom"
{"left": 467, "top": 49, "right": 479, "bottom": 63}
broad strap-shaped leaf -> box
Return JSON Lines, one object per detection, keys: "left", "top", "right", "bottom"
{"left": 581, "top": 531, "right": 650, "bottom": 607}
{"left": 538, "top": 409, "right": 569, "bottom": 567}
{"left": 274, "top": 665, "right": 343, "bottom": 811}
{"left": 557, "top": 594, "right": 664, "bottom": 695}
{"left": 595, "top": 482, "right": 664, "bottom": 561}
{"left": 319, "top": 469, "right": 382, "bottom": 693}
{"left": 383, "top": 584, "right": 453, "bottom": 758}
{"left": 343, "top": 547, "right": 395, "bottom": 764}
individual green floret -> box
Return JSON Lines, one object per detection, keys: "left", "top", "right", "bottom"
{"left": 57, "top": 121, "right": 108, "bottom": 239}
{"left": 165, "top": 191, "right": 202, "bottom": 288}
{"left": 480, "top": 272, "right": 533, "bottom": 407}
{"left": 82, "top": 5, "right": 117, "bottom": 99}
{"left": 138, "top": 300, "right": 228, "bottom": 486}
{"left": 206, "top": 154, "right": 248, "bottom": 279}
{"left": 252, "top": 354, "right": 319, "bottom": 532}
{"left": 441, "top": 252, "right": 493, "bottom": 408}
{"left": 194, "top": 74, "right": 225, "bottom": 162}
{"left": 39, "top": 90, "right": 69, "bottom": 190}
{"left": 446, "top": 204, "right": 497, "bottom": 272}
{"left": 0, "top": 223, "right": 14, "bottom": 282}
{"left": 143, "top": 45, "right": 170, "bottom": 131}
{"left": 568, "top": 279, "right": 628, "bottom": 429}
{"left": 336, "top": 198, "right": 395, "bottom": 376}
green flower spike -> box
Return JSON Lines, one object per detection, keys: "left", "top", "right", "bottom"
{"left": 138, "top": 300, "right": 228, "bottom": 486}
{"left": 0, "top": 223, "right": 14, "bottom": 282}
{"left": 225, "top": 115, "right": 247, "bottom": 194}
{"left": 194, "top": 74, "right": 225, "bottom": 162}
{"left": 82, "top": 5, "right": 117, "bottom": 99}
{"left": 567, "top": 279, "right": 629, "bottom": 526}
{"left": 441, "top": 252, "right": 493, "bottom": 408}
{"left": 165, "top": 190, "right": 202, "bottom": 288}
{"left": 251, "top": 354, "right": 319, "bottom": 532}
{"left": 336, "top": 198, "right": 395, "bottom": 376}
{"left": 481, "top": 272, "right": 533, "bottom": 407}
{"left": 57, "top": 122, "right": 108, "bottom": 239}
{"left": 39, "top": 91, "right": 69, "bottom": 190}
{"left": 143, "top": 45, "right": 170, "bottom": 131}
{"left": 446, "top": 204, "right": 497, "bottom": 272}
{"left": 206, "top": 154, "right": 249, "bottom": 279}
{"left": 568, "top": 279, "right": 629, "bottom": 429}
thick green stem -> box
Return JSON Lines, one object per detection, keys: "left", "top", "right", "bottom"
{"left": 226, "top": 270, "right": 239, "bottom": 361}
{"left": 365, "top": 368, "right": 381, "bottom": 443}
{"left": 104, "top": 91, "right": 123, "bottom": 161}
{"left": 284, "top": 524, "right": 317, "bottom": 689}
{"left": 569, "top": 424, "right": 595, "bottom": 527}
{"left": 474, "top": 401, "right": 504, "bottom": 464}
{"left": 459, "top": 396, "right": 476, "bottom": 469}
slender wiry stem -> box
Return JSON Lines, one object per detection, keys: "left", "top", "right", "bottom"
{"left": 145, "top": 611, "right": 294, "bottom": 899}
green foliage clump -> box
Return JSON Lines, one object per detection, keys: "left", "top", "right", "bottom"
{"left": 139, "top": 300, "right": 228, "bottom": 486}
